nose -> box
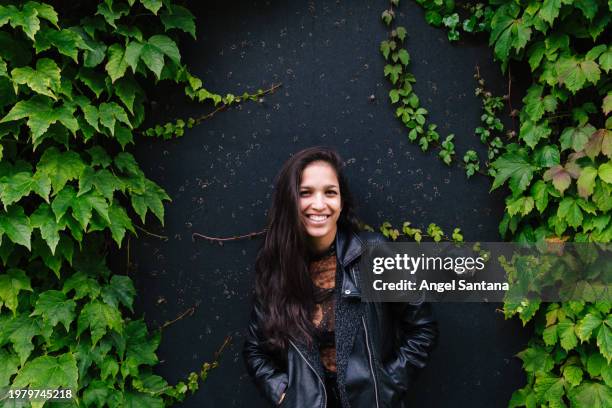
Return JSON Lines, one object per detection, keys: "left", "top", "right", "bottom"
{"left": 311, "top": 193, "right": 326, "bottom": 210}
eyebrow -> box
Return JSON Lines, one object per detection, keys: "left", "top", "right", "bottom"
{"left": 300, "top": 184, "right": 339, "bottom": 189}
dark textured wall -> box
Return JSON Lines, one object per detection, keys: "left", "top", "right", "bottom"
{"left": 129, "top": 1, "right": 532, "bottom": 407}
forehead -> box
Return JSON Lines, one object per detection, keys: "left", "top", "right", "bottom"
{"left": 300, "top": 161, "right": 339, "bottom": 186}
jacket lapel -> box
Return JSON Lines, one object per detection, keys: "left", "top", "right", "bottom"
{"left": 334, "top": 229, "right": 366, "bottom": 408}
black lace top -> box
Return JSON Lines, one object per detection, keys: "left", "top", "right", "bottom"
{"left": 309, "top": 246, "right": 337, "bottom": 373}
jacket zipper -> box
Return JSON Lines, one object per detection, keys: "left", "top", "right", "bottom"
{"left": 362, "top": 316, "right": 380, "bottom": 408}
{"left": 288, "top": 339, "right": 327, "bottom": 408}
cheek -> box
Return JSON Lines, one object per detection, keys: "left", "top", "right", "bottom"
{"left": 298, "top": 198, "right": 307, "bottom": 212}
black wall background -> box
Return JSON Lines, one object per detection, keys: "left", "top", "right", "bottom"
{"left": 127, "top": 1, "right": 534, "bottom": 407}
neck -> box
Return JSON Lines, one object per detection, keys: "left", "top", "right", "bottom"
{"left": 308, "top": 228, "right": 337, "bottom": 254}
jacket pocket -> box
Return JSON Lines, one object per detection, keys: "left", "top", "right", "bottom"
{"left": 380, "top": 359, "right": 410, "bottom": 401}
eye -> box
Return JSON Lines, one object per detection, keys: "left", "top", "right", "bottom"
{"left": 326, "top": 190, "right": 338, "bottom": 196}
{"left": 299, "top": 190, "right": 310, "bottom": 197}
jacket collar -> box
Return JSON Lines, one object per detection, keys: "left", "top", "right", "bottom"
{"left": 335, "top": 227, "right": 365, "bottom": 298}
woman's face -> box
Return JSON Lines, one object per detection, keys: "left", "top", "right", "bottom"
{"left": 299, "top": 161, "right": 342, "bottom": 251}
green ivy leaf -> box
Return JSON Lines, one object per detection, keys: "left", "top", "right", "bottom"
{"left": 77, "top": 300, "right": 123, "bottom": 346}
{"left": 568, "top": 382, "right": 612, "bottom": 408}
{"left": 397, "top": 49, "right": 409, "bottom": 66}
{"left": 115, "top": 123, "right": 134, "bottom": 149}
{"left": 0, "top": 171, "right": 51, "bottom": 207}
{"left": 380, "top": 41, "right": 391, "bottom": 60}
{"left": 489, "top": 3, "right": 532, "bottom": 62}
{"left": 87, "top": 146, "right": 112, "bottom": 168}
{"left": 12, "top": 352, "right": 78, "bottom": 393}
{"left": 520, "top": 120, "right": 552, "bottom": 149}
{"left": 383, "top": 64, "right": 402, "bottom": 85}
{"left": 599, "top": 162, "right": 612, "bottom": 184}
{"left": 538, "top": 0, "right": 561, "bottom": 25}
{"left": 52, "top": 186, "right": 110, "bottom": 229}
{"left": 141, "top": 0, "right": 162, "bottom": 15}
{"left": 83, "top": 380, "right": 115, "bottom": 407}
{"left": 102, "top": 275, "right": 136, "bottom": 312}
{"left": 141, "top": 35, "right": 181, "bottom": 78}
{"left": 542, "top": 324, "right": 557, "bottom": 346}
{"left": 124, "top": 392, "right": 164, "bottom": 408}
{"left": 0, "top": 268, "right": 32, "bottom": 315}
{"left": 99, "top": 102, "right": 131, "bottom": 135}
{"left": 0, "top": 3, "right": 40, "bottom": 41}
{"left": 577, "top": 166, "right": 598, "bottom": 198}
{"left": 78, "top": 167, "right": 119, "bottom": 201}
{"left": 0, "top": 348, "right": 19, "bottom": 388}
{"left": 508, "top": 387, "right": 536, "bottom": 408}
{"left": 122, "top": 320, "right": 159, "bottom": 378}
{"left": 34, "top": 27, "right": 82, "bottom": 62}
{"left": 105, "top": 43, "right": 129, "bottom": 83}
{"left": 0, "top": 315, "right": 51, "bottom": 364}
{"left": 37, "top": 147, "right": 85, "bottom": 194}
{"left": 558, "top": 320, "right": 578, "bottom": 351}
{"left": 30, "top": 290, "right": 76, "bottom": 331}
{"left": 557, "top": 197, "right": 584, "bottom": 228}
{"left": 77, "top": 67, "right": 106, "bottom": 98}
{"left": 0, "top": 205, "right": 33, "bottom": 250}
{"left": 600, "top": 47, "right": 612, "bottom": 73}
{"left": 560, "top": 125, "right": 596, "bottom": 152}
{"left": 160, "top": 4, "right": 196, "bottom": 39}
{"left": 517, "top": 346, "right": 554, "bottom": 373}
{"left": 556, "top": 56, "right": 601, "bottom": 93}
{"left": 130, "top": 179, "right": 170, "bottom": 224}
{"left": 96, "top": 1, "right": 129, "bottom": 29}
{"left": 114, "top": 77, "right": 140, "bottom": 114}
{"left": 534, "top": 145, "right": 560, "bottom": 168}
{"left": 577, "top": 312, "right": 602, "bottom": 341}
{"left": 0, "top": 96, "right": 78, "bottom": 143}
{"left": 586, "top": 352, "right": 606, "bottom": 377}
{"left": 30, "top": 203, "right": 61, "bottom": 254}
{"left": 11, "top": 58, "right": 61, "bottom": 100}
{"left": 114, "top": 152, "right": 145, "bottom": 193}
{"left": 506, "top": 196, "right": 534, "bottom": 217}
{"left": 62, "top": 272, "right": 101, "bottom": 300}
{"left": 531, "top": 180, "right": 549, "bottom": 213}
{"left": 574, "top": 0, "right": 599, "bottom": 20}
{"left": 533, "top": 374, "right": 565, "bottom": 405}
{"left": 491, "top": 150, "right": 536, "bottom": 195}
{"left": 598, "top": 321, "right": 612, "bottom": 363}
{"left": 108, "top": 203, "right": 135, "bottom": 247}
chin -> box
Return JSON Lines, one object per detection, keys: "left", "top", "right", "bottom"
{"left": 306, "top": 228, "right": 331, "bottom": 238}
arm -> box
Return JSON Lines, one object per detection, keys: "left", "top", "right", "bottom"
{"left": 242, "top": 299, "right": 289, "bottom": 406}
{"left": 384, "top": 300, "right": 438, "bottom": 393}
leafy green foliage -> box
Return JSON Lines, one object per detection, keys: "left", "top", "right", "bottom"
{"left": 0, "top": 0, "right": 246, "bottom": 405}
{"left": 407, "top": 0, "right": 612, "bottom": 406}
{"left": 381, "top": 3, "right": 458, "bottom": 166}
{"left": 380, "top": 220, "right": 463, "bottom": 244}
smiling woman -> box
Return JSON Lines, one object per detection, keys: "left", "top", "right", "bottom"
{"left": 243, "top": 147, "right": 438, "bottom": 408}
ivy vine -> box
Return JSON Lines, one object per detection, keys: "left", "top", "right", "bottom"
{"left": 383, "top": 1, "right": 612, "bottom": 407}
{"left": 0, "top": 1, "right": 273, "bottom": 406}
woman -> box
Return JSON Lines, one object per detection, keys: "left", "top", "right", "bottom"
{"left": 243, "top": 147, "right": 437, "bottom": 408}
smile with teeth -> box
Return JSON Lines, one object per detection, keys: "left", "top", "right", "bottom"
{"left": 307, "top": 214, "right": 330, "bottom": 223}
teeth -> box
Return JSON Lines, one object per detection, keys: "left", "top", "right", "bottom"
{"left": 308, "top": 215, "right": 328, "bottom": 221}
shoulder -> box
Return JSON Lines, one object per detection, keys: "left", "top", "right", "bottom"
{"left": 356, "top": 231, "right": 388, "bottom": 245}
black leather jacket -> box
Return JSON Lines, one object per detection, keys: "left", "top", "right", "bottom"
{"left": 243, "top": 229, "right": 438, "bottom": 408}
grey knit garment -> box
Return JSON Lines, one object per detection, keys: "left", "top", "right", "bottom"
{"left": 334, "top": 260, "right": 364, "bottom": 408}
{"left": 292, "top": 259, "right": 363, "bottom": 408}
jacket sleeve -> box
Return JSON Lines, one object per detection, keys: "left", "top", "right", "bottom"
{"left": 242, "top": 299, "right": 289, "bottom": 406}
{"left": 384, "top": 300, "right": 438, "bottom": 394}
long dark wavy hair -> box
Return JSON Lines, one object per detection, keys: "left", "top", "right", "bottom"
{"left": 255, "top": 147, "right": 359, "bottom": 352}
